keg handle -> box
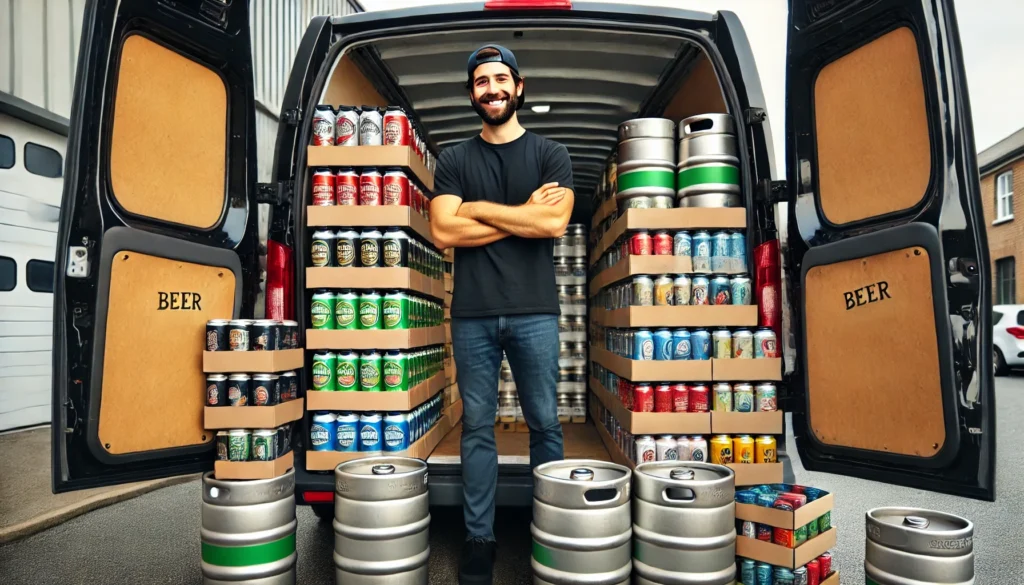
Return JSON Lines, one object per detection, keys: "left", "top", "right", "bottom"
{"left": 582, "top": 487, "right": 622, "bottom": 505}
{"left": 662, "top": 487, "right": 697, "bottom": 503}
{"left": 682, "top": 116, "right": 716, "bottom": 137}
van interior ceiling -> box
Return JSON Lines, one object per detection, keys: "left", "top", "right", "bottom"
{"left": 321, "top": 28, "right": 730, "bottom": 219}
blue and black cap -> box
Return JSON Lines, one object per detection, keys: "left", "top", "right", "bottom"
{"left": 467, "top": 44, "right": 520, "bottom": 79}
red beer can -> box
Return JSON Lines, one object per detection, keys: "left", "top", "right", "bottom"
{"left": 618, "top": 379, "right": 633, "bottom": 410}
{"left": 773, "top": 527, "right": 796, "bottom": 548}
{"left": 671, "top": 384, "right": 689, "bottom": 412}
{"left": 311, "top": 168, "right": 335, "bottom": 206}
{"left": 805, "top": 559, "right": 821, "bottom": 585}
{"left": 653, "top": 384, "right": 673, "bottom": 412}
{"left": 629, "top": 230, "right": 653, "bottom": 255}
{"left": 335, "top": 167, "right": 358, "bottom": 205}
{"left": 688, "top": 384, "right": 709, "bottom": 412}
{"left": 652, "top": 230, "right": 673, "bottom": 255}
{"left": 817, "top": 553, "right": 832, "bottom": 578}
{"left": 359, "top": 168, "right": 382, "bottom": 206}
{"left": 383, "top": 106, "right": 411, "bottom": 146}
{"left": 383, "top": 169, "right": 410, "bottom": 206}
{"left": 633, "top": 384, "right": 654, "bottom": 413}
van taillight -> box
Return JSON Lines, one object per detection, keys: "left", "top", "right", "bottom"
{"left": 484, "top": 0, "right": 571, "bottom": 9}
{"left": 266, "top": 239, "right": 294, "bottom": 321}
{"left": 303, "top": 491, "right": 334, "bottom": 504}
{"left": 1007, "top": 327, "right": 1024, "bottom": 340}
{"left": 754, "top": 238, "right": 781, "bottom": 336}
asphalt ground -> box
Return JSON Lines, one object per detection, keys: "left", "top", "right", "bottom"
{"left": 1, "top": 377, "right": 1021, "bottom": 584}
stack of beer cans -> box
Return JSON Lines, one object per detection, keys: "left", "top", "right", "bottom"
{"left": 555, "top": 224, "right": 588, "bottom": 424}
{"left": 308, "top": 393, "right": 444, "bottom": 454}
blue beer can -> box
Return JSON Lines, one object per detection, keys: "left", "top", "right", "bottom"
{"left": 773, "top": 567, "right": 795, "bottom": 585}
{"left": 673, "top": 230, "right": 692, "bottom": 258}
{"left": 756, "top": 493, "right": 778, "bottom": 507}
{"left": 741, "top": 559, "right": 756, "bottom": 585}
{"left": 633, "top": 328, "right": 654, "bottom": 361}
{"left": 411, "top": 406, "right": 421, "bottom": 441}
{"left": 755, "top": 562, "right": 773, "bottom": 585}
{"left": 710, "top": 275, "right": 732, "bottom": 306}
{"left": 335, "top": 412, "right": 359, "bottom": 452}
{"left": 671, "top": 329, "right": 691, "bottom": 360}
{"left": 692, "top": 276, "right": 710, "bottom": 306}
{"left": 653, "top": 328, "right": 673, "bottom": 361}
{"left": 310, "top": 412, "right": 337, "bottom": 452}
{"left": 692, "top": 230, "right": 712, "bottom": 273}
{"left": 729, "top": 231, "right": 748, "bottom": 273}
{"left": 735, "top": 490, "right": 757, "bottom": 504}
{"left": 383, "top": 412, "right": 410, "bottom": 452}
{"left": 711, "top": 231, "right": 731, "bottom": 272}
{"left": 691, "top": 329, "right": 711, "bottom": 360}
{"left": 731, "top": 274, "right": 752, "bottom": 306}
{"left": 358, "top": 412, "right": 383, "bottom": 452}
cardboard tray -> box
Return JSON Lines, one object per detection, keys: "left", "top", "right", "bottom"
{"left": 306, "top": 325, "right": 445, "bottom": 350}
{"left": 736, "top": 493, "right": 835, "bottom": 530}
{"left": 307, "top": 206, "right": 434, "bottom": 246}
{"left": 821, "top": 572, "right": 840, "bottom": 585}
{"left": 735, "top": 528, "right": 837, "bottom": 569}
{"left": 591, "top": 208, "right": 747, "bottom": 264}
{"left": 305, "top": 399, "right": 462, "bottom": 470}
{"left": 591, "top": 306, "right": 758, "bottom": 328}
{"left": 214, "top": 450, "right": 294, "bottom": 481}
{"left": 712, "top": 358, "right": 782, "bottom": 381}
{"left": 590, "top": 400, "right": 636, "bottom": 470}
{"left": 589, "top": 255, "right": 695, "bottom": 296}
{"left": 306, "top": 145, "right": 434, "bottom": 191}
{"left": 727, "top": 462, "right": 785, "bottom": 486}
{"left": 592, "top": 347, "right": 712, "bottom": 383}
{"left": 305, "top": 371, "right": 446, "bottom": 412}
{"left": 590, "top": 378, "right": 711, "bottom": 435}
{"left": 591, "top": 197, "right": 618, "bottom": 230}
{"left": 205, "top": 398, "right": 305, "bottom": 430}
{"left": 710, "top": 411, "right": 784, "bottom": 434}
{"left": 203, "top": 349, "right": 304, "bottom": 374}
{"left": 305, "top": 267, "right": 445, "bottom": 299}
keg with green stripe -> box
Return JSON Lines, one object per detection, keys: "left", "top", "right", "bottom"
{"left": 531, "top": 460, "right": 632, "bottom": 585}
{"left": 201, "top": 469, "right": 296, "bottom": 585}
{"left": 616, "top": 118, "right": 676, "bottom": 212}
{"left": 676, "top": 113, "right": 741, "bottom": 207}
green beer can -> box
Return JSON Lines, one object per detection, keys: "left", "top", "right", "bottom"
{"left": 359, "top": 350, "right": 383, "bottom": 392}
{"left": 383, "top": 350, "right": 409, "bottom": 392}
{"left": 335, "top": 290, "right": 359, "bottom": 330}
{"left": 383, "top": 290, "right": 409, "bottom": 330}
{"left": 336, "top": 350, "right": 359, "bottom": 392}
{"left": 312, "top": 351, "right": 337, "bottom": 391}
{"left": 359, "top": 290, "right": 383, "bottom": 330}
{"left": 227, "top": 429, "right": 251, "bottom": 461}
{"left": 310, "top": 290, "right": 336, "bottom": 329}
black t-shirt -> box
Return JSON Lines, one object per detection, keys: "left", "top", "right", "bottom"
{"left": 432, "top": 131, "right": 574, "bottom": 318}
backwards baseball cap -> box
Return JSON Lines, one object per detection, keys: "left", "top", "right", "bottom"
{"left": 467, "top": 44, "right": 520, "bottom": 79}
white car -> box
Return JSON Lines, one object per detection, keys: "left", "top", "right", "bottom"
{"left": 993, "top": 304, "right": 1024, "bottom": 375}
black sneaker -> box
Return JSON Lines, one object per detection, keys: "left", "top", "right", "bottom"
{"left": 459, "top": 536, "right": 497, "bottom": 585}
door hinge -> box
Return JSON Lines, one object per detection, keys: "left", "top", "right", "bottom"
{"left": 744, "top": 107, "right": 767, "bottom": 125}
{"left": 256, "top": 181, "right": 294, "bottom": 207}
{"left": 282, "top": 108, "right": 302, "bottom": 127}
{"left": 756, "top": 179, "right": 788, "bottom": 204}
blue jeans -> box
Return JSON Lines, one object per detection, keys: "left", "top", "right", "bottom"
{"left": 451, "top": 314, "right": 564, "bottom": 540}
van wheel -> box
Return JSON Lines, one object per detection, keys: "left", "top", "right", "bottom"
{"left": 994, "top": 347, "right": 1008, "bottom": 377}
{"left": 311, "top": 503, "right": 334, "bottom": 521}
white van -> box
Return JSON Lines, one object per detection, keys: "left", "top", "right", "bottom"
{"left": 51, "top": 0, "right": 995, "bottom": 510}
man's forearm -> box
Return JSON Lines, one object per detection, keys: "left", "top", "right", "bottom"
{"left": 458, "top": 201, "right": 562, "bottom": 238}
{"left": 431, "top": 214, "right": 510, "bottom": 248}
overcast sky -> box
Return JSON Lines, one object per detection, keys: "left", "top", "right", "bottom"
{"left": 357, "top": 0, "right": 1024, "bottom": 166}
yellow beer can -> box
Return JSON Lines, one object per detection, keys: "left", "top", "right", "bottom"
{"left": 710, "top": 434, "right": 734, "bottom": 464}
{"left": 733, "top": 435, "right": 755, "bottom": 464}
{"left": 755, "top": 435, "right": 777, "bottom": 463}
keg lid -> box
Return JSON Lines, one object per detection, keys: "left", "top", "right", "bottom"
{"left": 533, "top": 459, "right": 630, "bottom": 509}
{"left": 866, "top": 507, "right": 974, "bottom": 557}
{"left": 335, "top": 456, "right": 428, "bottom": 502}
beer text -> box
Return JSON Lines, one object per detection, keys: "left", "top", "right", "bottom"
{"left": 157, "top": 292, "right": 202, "bottom": 310}
{"left": 843, "top": 281, "right": 891, "bottom": 310}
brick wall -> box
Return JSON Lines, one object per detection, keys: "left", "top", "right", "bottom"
{"left": 981, "top": 158, "right": 1024, "bottom": 304}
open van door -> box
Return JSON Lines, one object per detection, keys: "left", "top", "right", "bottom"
{"left": 785, "top": 0, "right": 995, "bottom": 500}
{"left": 51, "top": 0, "right": 259, "bottom": 492}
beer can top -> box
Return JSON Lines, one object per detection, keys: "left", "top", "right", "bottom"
{"left": 228, "top": 428, "right": 251, "bottom": 435}
{"left": 207, "top": 374, "right": 228, "bottom": 381}
{"left": 314, "top": 166, "right": 331, "bottom": 173}
{"left": 386, "top": 105, "right": 404, "bottom": 112}
{"left": 337, "top": 166, "right": 356, "bottom": 172}
{"left": 361, "top": 167, "right": 378, "bottom": 173}
{"left": 337, "top": 105, "right": 354, "bottom": 112}
{"left": 315, "top": 104, "right": 333, "bottom": 112}
{"left": 207, "top": 319, "right": 230, "bottom": 325}
{"left": 360, "top": 104, "right": 376, "bottom": 110}
{"left": 282, "top": 320, "right": 298, "bottom": 327}
{"left": 228, "top": 373, "right": 251, "bottom": 381}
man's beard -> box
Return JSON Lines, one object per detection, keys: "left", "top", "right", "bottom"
{"left": 471, "top": 92, "right": 517, "bottom": 126}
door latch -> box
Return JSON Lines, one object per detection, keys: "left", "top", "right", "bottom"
{"left": 756, "top": 179, "right": 788, "bottom": 205}
{"left": 282, "top": 108, "right": 303, "bottom": 127}
{"left": 744, "top": 108, "right": 767, "bottom": 125}
{"left": 256, "top": 181, "right": 294, "bottom": 207}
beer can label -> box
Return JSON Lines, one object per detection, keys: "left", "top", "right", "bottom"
{"left": 228, "top": 435, "right": 250, "bottom": 461}
{"left": 310, "top": 423, "right": 333, "bottom": 451}
{"left": 336, "top": 360, "right": 358, "bottom": 391}
{"left": 383, "top": 358, "right": 407, "bottom": 391}
{"left": 311, "top": 359, "right": 334, "bottom": 391}
{"left": 310, "top": 299, "right": 334, "bottom": 329}
{"left": 383, "top": 422, "right": 408, "bottom": 451}
{"left": 336, "top": 423, "right": 358, "bottom": 451}
{"left": 337, "top": 239, "right": 356, "bottom": 267}
{"left": 359, "top": 422, "right": 381, "bottom": 450}
{"left": 335, "top": 298, "right": 357, "bottom": 329}
{"left": 382, "top": 238, "right": 404, "bottom": 267}
{"left": 336, "top": 117, "right": 357, "bottom": 146}
{"left": 359, "top": 299, "right": 381, "bottom": 329}
{"left": 311, "top": 239, "right": 331, "bottom": 267}
{"left": 383, "top": 298, "right": 405, "bottom": 330}
{"left": 360, "top": 240, "right": 380, "bottom": 266}
{"left": 360, "top": 361, "right": 382, "bottom": 391}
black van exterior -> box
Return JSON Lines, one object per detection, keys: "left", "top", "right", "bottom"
{"left": 51, "top": 0, "right": 995, "bottom": 511}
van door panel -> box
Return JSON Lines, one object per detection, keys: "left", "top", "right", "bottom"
{"left": 786, "top": 0, "right": 995, "bottom": 499}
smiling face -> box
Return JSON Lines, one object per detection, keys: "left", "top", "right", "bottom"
{"left": 469, "top": 61, "right": 523, "bottom": 127}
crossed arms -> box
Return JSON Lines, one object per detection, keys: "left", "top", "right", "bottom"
{"left": 428, "top": 182, "right": 575, "bottom": 249}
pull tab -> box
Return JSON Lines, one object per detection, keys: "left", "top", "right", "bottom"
{"left": 570, "top": 468, "right": 594, "bottom": 481}
{"left": 670, "top": 468, "right": 695, "bottom": 481}
{"left": 372, "top": 464, "right": 396, "bottom": 475}
{"left": 904, "top": 516, "right": 930, "bottom": 529}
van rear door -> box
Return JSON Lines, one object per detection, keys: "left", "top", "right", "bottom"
{"left": 51, "top": 0, "right": 259, "bottom": 492}
{"left": 785, "top": 0, "right": 995, "bottom": 500}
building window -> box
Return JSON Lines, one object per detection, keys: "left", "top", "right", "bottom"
{"left": 996, "top": 170, "right": 1013, "bottom": 221}
{"left": 0, "top": 135, "right": 13, "bottom": 169}
{"left": 24, "top": 142, "right": 63, "bottom": 178}
{"left": 26, "top": 260, "right": 54, "bottom": 293}
{"left": 0, "top": 257, "right": 14, "bottom": 291}
{"left": 996, "top": 256, "right": 1016, "bottom": 305}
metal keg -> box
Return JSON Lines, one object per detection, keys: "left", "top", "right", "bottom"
{"left": 632, "top": 462, "right": 736, "bottom": 585}
{"left": 334, "top": 457, "right": 430, "bottom": 585}
{"left": 201, "top": 470, "right": 296, "bottom": 585}
{"left": 676, "top": 113, "right": 741, "bottom": 207}
{"left": 531, "top": 460, "right": 632, "bottom": 585}
{"left": 865, "top": 507, "right": 974, "bottom": 585}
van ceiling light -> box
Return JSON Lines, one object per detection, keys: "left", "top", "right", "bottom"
{"left": 485, "top": 0, "right": 572, "bottom": 10}
{"left": 531, "top": 105, "right": 551, "bottom": 113}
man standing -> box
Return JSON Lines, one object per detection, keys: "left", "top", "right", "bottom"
{"left": 428, "top": 45, "right": 574, "bottom": 585}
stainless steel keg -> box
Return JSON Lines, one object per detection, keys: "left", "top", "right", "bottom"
{"left": 676, "top": 113, "right": 740, "bottom": 207}
{"left": 618, "top": 118, "right": 675, "bottom": 142}
{"left": 334, "top": 457, "right": 430, "bottom": 585}
{"left": 531, "top": 460, "right": 632, "bottom": 585}
{"left": 618, "top": 137, "right": 675, "bottom": 172}
{"left": 632, "top": 462, "right": 736, "bottom": 585}
{"left": 865, "top": 507, "right": 974, "bottom": 585}
{"left": 201, "top": 470, "right": 296, "bottom": 585}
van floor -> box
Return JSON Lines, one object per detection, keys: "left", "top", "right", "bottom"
{"left": 427, "top": 421, "right": 611, "bottom": 465}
